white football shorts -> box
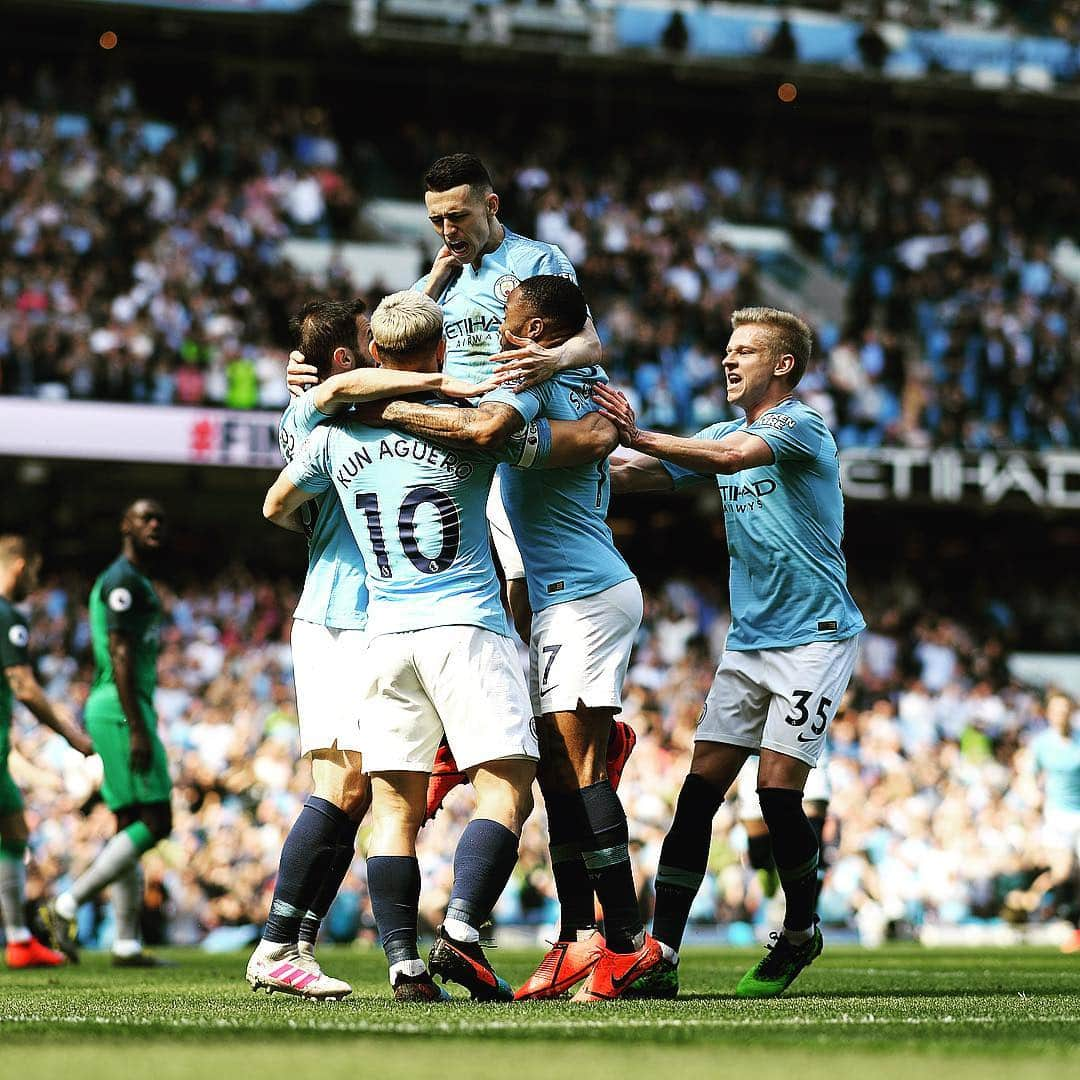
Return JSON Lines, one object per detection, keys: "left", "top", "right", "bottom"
{"left": 697, "top": 638, "right": 859, "bottom": 767}
{"left": 734, "top": 745, "right": 833, "bottom": 820}
{"left": 1042, "top": 807, "right": 1080, "bottom": 856}
{"left": 291, "top": 618, "right": 369, "bottom": 757}
{"left": 528, "top": 577, "right": 643, "bottom": 716}
{"left": 356, "top": 625, "right": 538, "bottom": 773}
{"left": 487, "top": 473, "right": 525, "bottom": 582}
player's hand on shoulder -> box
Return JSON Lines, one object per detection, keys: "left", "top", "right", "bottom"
{"left": 592, "top": 383, "right": 640, "bottom": 447}
{"left": 286, "top": 350, "right": 318, "bottom": 398}
{"left": 491, "top": 333, "right": 562, "bottom": 391}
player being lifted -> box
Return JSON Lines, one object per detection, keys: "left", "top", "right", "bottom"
{"left": 596, "top": 307, "right": 864, "bottom": 999}
{"left": 247, "top": 298, "right": 494, "bottom": 1000}
{"left": 285, "top": 155, "right": 636, "bottom": 822}
{"left": 0, "top": 536, "right": 93, "bottom": 969}
{"left": 42, "top": 501, "right": 174, "bottom": 967}
{"left": 291, "top": 153, "right": 601, "bottom": 631}
{"left": 361, "top": 276, "right": 660, "bottom": 1002}
{"left": 265, "top": 292, "right": 616, "bottom": 1002}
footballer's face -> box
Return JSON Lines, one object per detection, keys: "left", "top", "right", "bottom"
{"left": 722, "top": 324, "right": 793, "bottom": 409}
{"left": 1047, "top": 694, "right": 1073, "bottom": 734}
{"left": 499, "top": 288, "right": 533, "bottom": 349}
{"left": 354, "top": 312, "right": 374, "bottom": 367}
{"left": 425, "top": 185, "right": 499, "bottom": 267}
{"left": 124, "top": 500, "right": 167, "bottom": 554}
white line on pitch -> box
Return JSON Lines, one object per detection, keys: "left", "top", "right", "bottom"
{"left": 2, "top": 1013, "right": 1079, "bottom": 1034}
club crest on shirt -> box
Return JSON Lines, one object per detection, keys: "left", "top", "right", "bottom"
{"left": 494, "top": 274, "right": 519, "bottom": 303}
{"left": 108, "top": 587, "right": 133, "bottom": 613}
{"left": 8, "top": 624, "right": 28, "bottom": 648}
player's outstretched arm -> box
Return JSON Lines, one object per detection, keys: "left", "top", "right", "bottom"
{"left": 284, "top": 350, "right": 497, "bottom": 405}
{"left": 594, "top": 383, "right": 774, "bottom": 475}
{"left": 539, "top": 413, "right": 619, "bottom": 468}
{"left": 263, "top": 469, "right": 316, "bottom": 531}
{"left": 313, "top": 369, "right": 497, "bottom": 415}
{"left": 376, "top": 400, "right": 523, "bottom": 449}
{"left": 5, "top": 664, "right": 93, "bottom": 756}
{"left": 491, "top": 317, "right": 602, "bottom": 392}
{"left": 608, "top": 451, "right": 677, "bottom": 494}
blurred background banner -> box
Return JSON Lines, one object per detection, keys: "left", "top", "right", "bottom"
{"left": 2, "top": 0, "right": 1078, "bottom": 951}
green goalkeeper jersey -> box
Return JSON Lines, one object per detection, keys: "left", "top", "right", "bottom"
{"left": 89, "top": 555, "right": 161, "bottom": 705}
{"left": 0, "top": 595, "right": 31, "bottom": 754}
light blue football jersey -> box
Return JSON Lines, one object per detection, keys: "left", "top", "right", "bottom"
{"left": 661, "top": 398, "right": 865, "bottom": 651}
{"left": 483, "top": 366, "right": 634, "bottom": 612}
{"left": 1032, "top": 729, "right": 1080, "bottom": 812}
{"left": 414, "top": 225, "right": 578, "bottom": 386}
{"left": 278, "top": 391, "right": 369, "bottom": 631}
{"left": 286, "top": 406, "right": 525, "bottom": 637}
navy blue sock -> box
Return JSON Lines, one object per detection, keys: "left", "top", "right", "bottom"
{"left": 758, "top": 788, "right": 819, "bottom": 932}
{"left": 576, "top": 780, "right": 642, "bottom": 953}
{"left": 298, "top": 818, "right": 358, "bottom": 946}
{"left": 263, "top": 796, "right": 352, "bottom": 944}
{"left": 545, "top": 793, "right": 597, "bottom": 941}
{"left": 652, "top": 773, "right": 726, "bottom": 951}
{"left": 444, "top": 818, "right": 520, "bottom": 931}
{"left": 807, "top": 813, "right": 827, "bottom": 904}
{"left": 368, "top": 855, "right": 421, "bottom": 965}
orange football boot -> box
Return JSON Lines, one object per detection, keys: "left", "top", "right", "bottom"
{"left": 6, "top": 935, "right": 67, "bottom": 969}
{"left": 514, "top": 929, "right": 605, "bottom": 1000}
{"left": 570, "top": 934, "right": 664, "bottom": 1003}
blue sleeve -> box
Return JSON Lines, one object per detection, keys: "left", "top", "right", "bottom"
{"left": 747, "top": 408, "right": 825, "bottom": 463}
{"left": 412, "top": 275, "right": 428, "bottom": 293}
{"left": 480, "top": 383, "right": 544, "bottom": 425}
{"left": 285, "top": 426, "right": 332, "bottom": 493}
{"left": 658, "top": 421, "right": 733, "bottom": 489}
{"left": 292, "top": 389, "right": 332, "bottom": 442}
{"left": 535, "top": 244, "right": 578, "bottom": 283}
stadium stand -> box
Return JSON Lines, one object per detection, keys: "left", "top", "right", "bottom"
{"left": 9, "top": 569, "right": 1075, "bottom": 948}
{"left": 1, "top": 83, "right": 1076, "bottom": 449}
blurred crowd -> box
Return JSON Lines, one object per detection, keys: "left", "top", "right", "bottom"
{"left": 1, "top": 77, "right": 1077, "bottom": 450}
{"left": 7, "top": 567, "right": 1076, "bottom": 950}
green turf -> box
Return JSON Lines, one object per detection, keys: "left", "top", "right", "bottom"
{"left": 2, "top": 945, "right": 1079, "bottom": 1078}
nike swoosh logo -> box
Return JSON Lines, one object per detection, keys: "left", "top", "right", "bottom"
{"left": 609, "top": 954, "right": 652, "bottom": 992}
{"left": 540, "top": 684, "right": 560, "bottom": 695}
{"left": 796, "top": 732, "right": 823, "bottom": 743}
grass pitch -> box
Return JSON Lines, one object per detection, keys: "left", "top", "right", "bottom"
{"left": 2, "top": 945, "right": 1078, "bottom": 1079}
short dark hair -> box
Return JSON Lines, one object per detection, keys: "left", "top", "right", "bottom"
{"left": 289, "top": 299, "right": 368, "bottom": 380}
{"left": 423, "top": 154, "right": 494, "bottom": 196}
{"left": 514, "top": 275, "right": 588, "bottom": 339}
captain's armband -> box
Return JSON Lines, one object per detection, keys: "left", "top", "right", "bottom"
{"left": 507, "top": 418, "right": 553, "bottom": 470}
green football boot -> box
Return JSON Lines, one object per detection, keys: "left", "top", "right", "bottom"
{"left": 621, "top": 957, "right": 679, "bottom": 999}
{"left": 736, "top": 924, "right": 822, "bottom": 998}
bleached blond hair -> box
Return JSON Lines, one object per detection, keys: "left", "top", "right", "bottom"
{"left": 731, "top": 306, "right": 813, "bottom": 386}
{"left": 370, "top": 291, "right": 444, "bottom": 360}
